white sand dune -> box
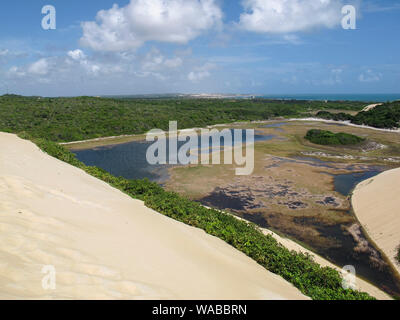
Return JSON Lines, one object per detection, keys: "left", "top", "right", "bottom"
{"left": 0, "top": 132, "right": 307, "bottom": 300}
{"left": 362, "top": 103, "right": 383, "bottom": 112}
{"left": 353, "top": 168, "right": 400, "bottom": 277}
{"left": 288, "top": 118, "right": 400, "bottom": 133}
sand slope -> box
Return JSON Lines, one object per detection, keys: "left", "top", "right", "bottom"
{"left": 353, "top": 168, "right": 400, "bottom": 277}
{"left": 0, "top": 133, "right": 307, "bottom": 300}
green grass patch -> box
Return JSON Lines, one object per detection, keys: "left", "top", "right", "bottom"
{"left": 305, "top": 129, "right": 365, "bottom": 146}
{"left": 22, "top": 134, "right": 375, "bottom": 300}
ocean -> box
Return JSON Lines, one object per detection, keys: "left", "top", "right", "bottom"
{"left": 257, "top": 94, "right": 400, "bottom": 102}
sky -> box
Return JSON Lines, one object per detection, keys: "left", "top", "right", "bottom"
{"left": 0, "top": 0, "right": 399, "bottom": 96}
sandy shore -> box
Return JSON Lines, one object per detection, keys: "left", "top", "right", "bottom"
{"left": 288, "top": 118, "right": 400, "bottom": 133}
{"left": 0, "top": 132, "right": 307, "bottom": 300}
{"left": 352, "top": 168, "right": 400, "bottom": 277}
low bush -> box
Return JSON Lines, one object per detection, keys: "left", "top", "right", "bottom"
{"left": 305, "top": 129, "right": 365, "bottom": 146}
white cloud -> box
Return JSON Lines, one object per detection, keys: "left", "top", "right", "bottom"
{"left": 67, "top": 49, "right": 86, "bottom": 61}
{"left": 188, "top": 63, "right": 215, "bottom": 82}
{"left": 141, "top": 48, "right": 184, "bottom": 72}
{"left": 80, "top": 0, "right": 222, "bottom": 52}
{"left": 164, "top": 57, "right": 183, "bottom": 68}
{"left": 0, "top": 48, "right": 28, "bottom": 63}
{"left": 6, "top": 46, "right": 194, "bottom": 92}
{"left": 0, "top": 49, "right": 10, "bottom": 56}
{"left": 8, "top": 66, "right": 26, "bottom": 77}
{"left": 28, "top": 58, "right": 49, "bottom": 75}
{"left": 239, "top": 0, "right": 344, "bottom": 33}
{"left": 141, "top": 49, "right": 165, "bottom": 71}
{"left": 188, "top": 70, "right": 210, "bottom": 81}
{"left": 359, "top": 69, "right": 382, "bottom": 82}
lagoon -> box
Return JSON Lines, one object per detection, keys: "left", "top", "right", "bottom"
{"left": 72, "top": 129, "right": 276, "bottom": 182}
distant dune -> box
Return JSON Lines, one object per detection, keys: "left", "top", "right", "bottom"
{"left": 353, "top": 168, "right": 400, "bottom": 276}
{"left": 362, "top": 103, "right": 383, "bottom": 112}
{"left": 0, "top": 132, "right": 307, "bottom": 300}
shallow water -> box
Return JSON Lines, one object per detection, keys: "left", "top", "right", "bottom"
{"left": 72, "top": 130, "right": 276, "bottom": 182}
{"left": 293, "top": 156, "right": 384, "bottom": 196}
{"left": 260, "top": 122, "right": 287, "bottom": 132}
{"left": 334, "top": 171, "right": 382, "bottom": 196}
{"left": 201, "top": 189, "right": 400, "bottom": 297}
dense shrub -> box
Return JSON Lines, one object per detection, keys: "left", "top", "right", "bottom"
{"left": 305, "top": 129, "right": 365, "bottom": 146}
{"left": 0, "top": 95, "right": 365, "bottom": 142}
{"left": 316, "top": 102, "right": 400, "bottom": 129}
{"left": 396, "top": 246, "right": 400, "bottom": 264}
{"left": 21, "top": 134, "right": 375, "bottom": 300}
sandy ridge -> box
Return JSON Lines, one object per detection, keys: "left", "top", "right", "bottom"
{"left": 0, "top": 132, "right": 307, "bottom": 300}
{"left": 352, "top": 168, "right": 400, "bottom": 278}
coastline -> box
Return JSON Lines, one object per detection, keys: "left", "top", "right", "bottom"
{"left": 352, "top": 168, "right": 400, "bottom": 277}
{"left": 0, "top": 132, "right": 308, "bottom": 300}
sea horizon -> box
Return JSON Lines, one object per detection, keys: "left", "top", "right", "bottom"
{"left": 256, "top": 93, "right": 400, "bottom": 102}
{"left": 93, "top": 93, "right": 400, "bottom": 103}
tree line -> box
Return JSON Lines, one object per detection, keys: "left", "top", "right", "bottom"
{"left": 0, "top": 94, "right": 367, "bottom": 142}
{"left": 316, "top": 101, "right": 400, "bottom": 129}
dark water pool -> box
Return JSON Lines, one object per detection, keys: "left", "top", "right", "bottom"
{"left": 293, "top": 156, "right": 384, "bottom": 196}
{"left": 201, "top": 189, "right": 400, "bottom": 297}
{"left": 72, "top": 130, "right": 275, "bottom": 182}
{"left": 334, "top": 171, "right": 382, "bottom": 196}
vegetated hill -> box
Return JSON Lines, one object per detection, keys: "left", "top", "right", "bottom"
{"left": 0, "top": 95, "right": 366, "bottom": 142}
{"left": 316, "top": 101, "right": 400, "bottom": 129}
{"left": 305, "top": 129, "right": 365, "bottom": 146}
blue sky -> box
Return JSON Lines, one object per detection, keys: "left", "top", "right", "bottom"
{"left": 0, "top": 0, "right": 399, "bottom": 96}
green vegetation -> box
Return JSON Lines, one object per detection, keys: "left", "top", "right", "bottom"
{"left": 1, "top": 94, "right": 382, "bottom": 299}
{"left": 316, "top": 101, "right": 400, "bottom": 129}
{"left": 21, "top": 133, "right": 374, "bottom": 300}
{"left": 305, "top": 129, "right": 365, "bottom": 146}
{"left": 396, "top": 246, "right": 400, "bottom": 265}
{"left": 0, "top": 95, "right": 365, "bottom": 142}
{"left": 316, "top": 111, "right": 354, "bottom": 122}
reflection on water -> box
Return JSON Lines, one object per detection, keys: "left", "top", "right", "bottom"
{"left": 73, "top": 141, "right": 170, "bottom": 182}
{"left": 72, "top": 129, "right": 276, "bottom": 182}
{"left": 261, "top": 122, "right": 287, "bottom": 132}
{"left": 334, "top": 171, "right": 382, "bottom": 196}
{"left": 293, "top": 156, "right": 384, "bottom": 196}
